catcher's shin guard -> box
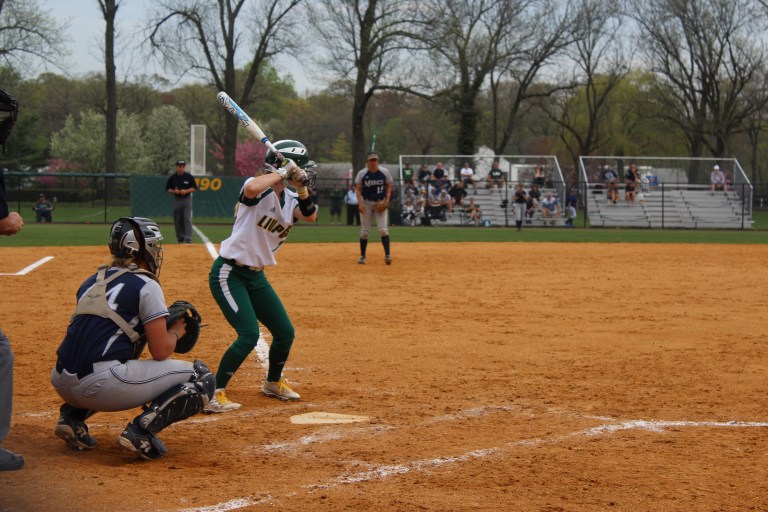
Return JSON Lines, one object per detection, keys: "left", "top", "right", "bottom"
{"left": 136, "top": 360, "right": 215, "bottom": 434}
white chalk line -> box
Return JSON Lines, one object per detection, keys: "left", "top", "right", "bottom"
{"left": 0, "top": 255, "right": 54, "bottom": 276}
{"left": 174, "top": 407, "right": 768, "bottom": 511}
{"left": 192, "top": 224, "right": 219, "bottom": 260}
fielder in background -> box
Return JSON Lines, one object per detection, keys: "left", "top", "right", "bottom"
{"left": 355, "top": 152, "right": 393, "bottom": 265}
{"left": 165, "top": 159, "right": 197, "bottom": 243}
{"left": 205, "top": 140, "right": 318, "bottom": 412}
{"left": 0, "top": 87, "right": 24, "bottom": 472}
{"left": 51, "top": 217, "right": 215, "bottom": 461}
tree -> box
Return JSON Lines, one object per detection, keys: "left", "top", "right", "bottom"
{"left": 310, "top": 0, "right": 420, "bottom": 172}
{"left": 0, "top": 0, "right": 68, "bottom": 72}
{"left": 98, "top": 0, "right": 120, "bottom": 173}
{"left": 147, "top": 0, "right": 304, "bottom": 175}
{"left": 143, "top": 105, "right": 189, "bottom": 174}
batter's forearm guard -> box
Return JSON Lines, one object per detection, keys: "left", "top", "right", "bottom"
{"left": 298, "top": 195, "right": 316, "bottom": 217}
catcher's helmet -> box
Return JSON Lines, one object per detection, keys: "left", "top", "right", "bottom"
{"left": 265, "top": 139, "right": 317, "bottom": 188}
{"left": 109, "top": 217, "right": 164, "bottom": 276}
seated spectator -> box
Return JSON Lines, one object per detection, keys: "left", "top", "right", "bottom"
{"left": 525, "top": 195, "right": 536, "bottom": 220}
{"left": 463, "top": 197, "right": 482, "bottom": 225}
{"left": 33, "top": 193, "right": 54, "bottom": 223}
{"left": 486, "top": 161, "right": 505, "bottom": 190}
{"left": 541, "top": 192, "right": 561, "bottom": 223}
{"left": 528, "top": 183, "right": 541, "bottom": 206}
{"left": 565, "top": 188, "right": 578, "bottom": 227}
{"left": 438, "top": 189, "right": 452, "bottom": 212}
{"left": 437, "top": 173, "right": 452, "bottom": 192}
{"left": 402, "top": 198, "right": 417, "bottom": 226}
{"left": 710, "top": 164, "right": 726, "bottom": 193}
{"left": 602, "top": 164, "right": 618, "bottom": 188}
{"left": 459, "top": 162, "right": 477, "bottom": 194}
{"left": 401, "top": 162, "right": 415, "bottom": 187}
{"left": 448, "top": 180, "right": 467, "bottom": 212}
{"left": 432, "top": 161, "right": 447, "bottom": 180}
{"left": 533, "top": 165, "right": 545, "bottom": 186}
{"left": 625, "top": 163, "right": 639, "bottom": 184}
{"left": 418, "top": 164, "right": 431, "bottom": 185}
{"left": 625, "top": 180, "right": 636, "bottom": 205}
{"left": 606, "top": 181, "right": 619, "bottom": 204}
{"left": 427, "top": 188, "right": 446, "bottom": 221}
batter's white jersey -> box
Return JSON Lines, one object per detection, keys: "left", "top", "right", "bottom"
{"left": 219, "top": 178, "right": 300, "bottom": 268}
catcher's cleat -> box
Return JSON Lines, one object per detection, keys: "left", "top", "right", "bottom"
{"left": 117, "top": 422, "right": 167, "bottom": 461}
{"left": 385, "top": 255, "right": 392, "bottom": 265}
{"left": 204, "top": 389, "right": 241, "bottom": 413}
{"left": 262, "top": 378, "right": 301, "bottom": 401}
{"left": 358, "top": 256, "right": 366, "bottom": 265}
{"left": 55, "top": 415, "right": 97, "bottom": 451}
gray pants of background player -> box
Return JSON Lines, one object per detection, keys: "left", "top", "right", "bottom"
{"left": 359, "top": 199, "right": 389, "bottom": 238}
{"left": 51, "top": 359, "right": 196, "bottom": 412}
{"left": 0, "top": 329, "right": 14, "bottom": 446}
{"left": 172, "top": 195, "right": 194, "bottom": 243}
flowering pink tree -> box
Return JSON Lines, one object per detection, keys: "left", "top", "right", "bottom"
{"left": 212, "top": 139, "right": 266, "bottom": 177}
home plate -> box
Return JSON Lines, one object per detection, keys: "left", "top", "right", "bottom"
{"left": 290, "top": 412, "right": 370, "bottom": 425}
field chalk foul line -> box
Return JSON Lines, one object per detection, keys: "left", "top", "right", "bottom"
{"left": 0, "top": 256, "right": 54, "bottom": 276}
{"left": 177, "top": 413, "right": 768, "bottom": 511}
{"left": 192, "top": 225, "right": 219, "bottom": 260}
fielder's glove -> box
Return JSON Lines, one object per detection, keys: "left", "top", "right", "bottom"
{"left": 166, "top": 300, "right": 202, "bottom": 354}
{"left": 374, "top": 198, "right": 390, "bottom": 212}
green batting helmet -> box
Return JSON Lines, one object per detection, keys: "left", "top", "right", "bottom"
{"left": 265, "top": 139, "right": 317, "bottom": 170}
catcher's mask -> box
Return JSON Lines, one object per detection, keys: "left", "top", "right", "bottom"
{"left": 109, "top": 217, "right": 164, "bottom": 277}
{"left": 265, "top": 139, "right": 317, "bottom": 188}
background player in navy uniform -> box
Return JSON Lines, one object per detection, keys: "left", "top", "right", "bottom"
{"left": 355, "top": 152, "right": 393, "bottom": 265}
{"left": 205, "top": 140, "right": 318, "bottom": 412}
{"left": 0, "top": 88, "right": 25, "bottom": 471}
{"left": 165, "top": 160, "right": 197, "bottom": 243}
{"left": 50, "top": 217, "right": 215, "bottom": 461}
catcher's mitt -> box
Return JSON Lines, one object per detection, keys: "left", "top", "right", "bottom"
{"left": 166, "top": 300, "right": 202, "bottom": 354}
{"left": 374, "top": 198, "right": 390, "bottom": 212}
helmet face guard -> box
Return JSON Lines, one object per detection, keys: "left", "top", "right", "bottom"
{"left": 109, "top": 217, "right": 164, "bottom": 277}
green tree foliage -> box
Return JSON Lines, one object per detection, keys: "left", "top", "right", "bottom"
{"left": 143, "top": 105, "right": 189, "bottom": 174}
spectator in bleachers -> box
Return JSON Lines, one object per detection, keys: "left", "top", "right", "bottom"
{"left": 565, "top": 188, "right": 578, "bottom": 227}
{"left": 460, "top": 162, "right": 477, "bottom": 194}
{"left": 486, "top": 161, "right": 505, "bottom": 190}
{"left": 603, "top": 165, "right": 619, "bottom": 204}
{"left": 710, "top": 165, "right": 726, "bottom": 193}
{"left": 432, "top": 161, "right": 446, "bottom": 180}
{"left": 427, "top": 187, "right": 445, "bottom": 221}
{"left": 525, "top": 194, "right": 536, "bottom": 221}
{"left": 513, "top": 183, "right": 527, "bottom": 231}
{"left": 438, "top": 189, "right": 452, "bottom": 213}
{"left": 418, "top": 164, "right": 431, "bottom": 185}
{"left": 402, "top": 197, "right": 417, "bottom": 226}
{"left": 625, "top": 163, "right": 640, "bottom": 184}
{"left": 533, "top": 165, "right": 545, "bottom": 186}
{"left": 625, "top": 179, "right": 636, "bottom": 205}
{"left": 528, "top": 183, "right": 541, "bottom": 207}
{"left": 463, "top": 197, "right": 482, "bottom": 225}
{"left": 401, "top": 162, "right": 415, "bottom": 187}
{"left": 328, "top": 182, "right": 344, "bottom": 225}
{"left": 448, "top": 180, "right": 467, "bottom": 212}
{"left": 541, "top": 192, "right": 561, "bottom": 224}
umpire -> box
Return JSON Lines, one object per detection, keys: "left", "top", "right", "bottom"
{"left": 165, "top": 160, "right": 197, "bottom": 243}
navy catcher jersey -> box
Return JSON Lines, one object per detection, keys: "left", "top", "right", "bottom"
{"left": 56, "top": 268, "right": 168, "bottom": 373}
{"left": 354, "top": 168, "right": 393, "bottom": 201}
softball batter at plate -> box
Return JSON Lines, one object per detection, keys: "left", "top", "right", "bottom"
{"left": 355, "top": 151, "right": 393, "bottom": 265}
{"left": 205, "top": 140, "right": 318, "bottom": 412}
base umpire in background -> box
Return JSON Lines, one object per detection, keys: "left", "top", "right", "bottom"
{"left": 165, "top": 160, "right": 197, "bottom": 243}
{"left": 355, "top": 152, "right": 393, "bottom": 265}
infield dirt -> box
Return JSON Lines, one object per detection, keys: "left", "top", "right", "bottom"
{"left": 1, "top": 242, "right": 767, "bottom": 511}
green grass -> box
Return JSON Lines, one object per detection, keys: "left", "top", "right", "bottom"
{"left": 3, "top": 221, "right": 767, "bottom": 247}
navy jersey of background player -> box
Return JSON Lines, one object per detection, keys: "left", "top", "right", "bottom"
{"left": 56, "top": 269, "right": 167, "bottom": 374}
{"left": 360, "top": 169, "right": 389, "bottom": 201}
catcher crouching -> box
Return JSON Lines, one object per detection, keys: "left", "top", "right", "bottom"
{"left": 50, "top": 217, "right": 213, "bottom": 461}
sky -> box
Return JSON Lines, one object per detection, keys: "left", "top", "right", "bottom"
{"left": 37, "top": 0, "right": 318, "bottom": 94}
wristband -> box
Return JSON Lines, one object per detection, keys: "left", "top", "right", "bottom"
{"left": 298, "top": 194, "right": 316, "bottom": 217}
{"left": 297, "top": 186, "right": 308, "bottom": 198}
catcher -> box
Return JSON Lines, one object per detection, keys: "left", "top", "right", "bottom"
{"left": 355, "top": 151, "right": 393, "bottom": 265}
{"left": 205, "top": 140, "right": 318, "bottom": 412}
{"left": 50, "top": 217, "right": 214, "bottom": 461}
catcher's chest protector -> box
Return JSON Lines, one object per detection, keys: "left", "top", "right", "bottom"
{"left": 73, "top": 265, "right": 155, "bottom": 342}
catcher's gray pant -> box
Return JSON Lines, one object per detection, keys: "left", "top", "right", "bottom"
{"left": 172, "top": 195, "right": 194, "bottom": 242}
{"left": 359, "top": 200, "right": 389, "bottom": 238}
{"left": 0, "top": 328, "right": 14, "bottom": 445}
{"left": 51, "top": 359, "right": 197, "bottom": 412}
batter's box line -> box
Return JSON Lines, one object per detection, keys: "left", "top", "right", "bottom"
{"left": 0, "top": 256, "right": 54, "bottom": 275}
{"left": 174, "top": 416, "right": 768, "bottom": 511}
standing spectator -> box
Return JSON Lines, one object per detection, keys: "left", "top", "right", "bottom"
{"left": 512, "top": 183, "right": 527, "bottom": 231}
{"left": 328, "top": 182, "right": 344, "bottom": 225}
{"left": 33, "top": 193, "right": 54, "bottom": 223}
{"left": 51, "top": 217, "right": 215, "bottom": 461}
{"left": 355, "top": 152, "right": 393, "bottom": 265}
{"left": 565, "top": 188, "right": 578, "bottom": 227}
{"left": 165, "top": 160, "right": 197, "bottom": 243}
{"left": 487, "top": 161, "right": 505, "bottom": 190}
{"left": 401, "top": 162, "right": 415, "bottom": 188}
{"left": 533, "top": 165, "right": 546, "bottom": 186}
{"left": 449, "top": 180, "right": 467, "bottom": 212}
{"left": 206, "top": 140, "right": 318, "bottom": 412}
{"left": 710, "top": 165, "right": 726, "bottom": 193}
{"left": 541, "top": 192, "right": 561, "bottom": 224}
{"left": 460, "top": 162, "right": 477, "bottom": 193}
{"left": 344, "top": 184, "right": 360, "bottom": 226}
{"left": 0, "top": 88, "right": 25, "bottom": 471}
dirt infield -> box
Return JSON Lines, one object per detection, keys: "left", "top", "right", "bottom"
{"left": 1, "top": 241, "right": 767, "bottom": 511}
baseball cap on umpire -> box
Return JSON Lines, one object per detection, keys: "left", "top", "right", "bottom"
{"left": 176, "top": 160, "right": 186, "bottom": 166}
